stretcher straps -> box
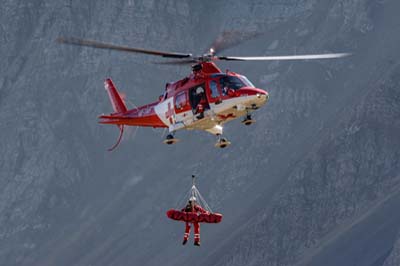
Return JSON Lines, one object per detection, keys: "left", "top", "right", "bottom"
{"left": 175, "top": 186, "right": 193, "bottom": 209}
{"left": 192, "top": 185, "right": 213, "bottom": 213}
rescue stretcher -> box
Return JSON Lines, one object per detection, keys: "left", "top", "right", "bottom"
{"left": 166, "top": 209, "right": 223, "bottom": 223}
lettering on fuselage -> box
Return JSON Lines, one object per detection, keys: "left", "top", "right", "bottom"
{"left": 139, "top": 106, "right": 153, "bottom": 117}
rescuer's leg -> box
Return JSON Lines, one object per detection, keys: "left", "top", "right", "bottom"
{"left": 194, "top": 222, "right": 200, "bottom": 246}
{"left": 183, "top": 222, "right": 190, "bottom": 245}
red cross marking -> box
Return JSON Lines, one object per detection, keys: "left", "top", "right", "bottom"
{"left": 165, "top": 102, "right": 174, "bottom": 124}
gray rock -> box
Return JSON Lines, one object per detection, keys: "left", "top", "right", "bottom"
{"left": 1, "top": 0, "right": 400, "bottom": 266}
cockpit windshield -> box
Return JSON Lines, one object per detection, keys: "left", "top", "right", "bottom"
{"left": 239, "top": 75, "right": 255, "bottom": 88}
{"left": 218, "top": 75, "right": 255, "bottom": 91}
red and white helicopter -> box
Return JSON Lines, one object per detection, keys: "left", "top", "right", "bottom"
{"left": 58, "top": 34, "right": 349, "bottom": 150}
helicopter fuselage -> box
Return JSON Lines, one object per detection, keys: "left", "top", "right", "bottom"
{"left": 99, "top": 62, "right": 268, "bottom": 147}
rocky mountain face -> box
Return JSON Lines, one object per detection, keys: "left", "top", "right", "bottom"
{"left": 1, "top": 1, "right": 399, "bottom": 265}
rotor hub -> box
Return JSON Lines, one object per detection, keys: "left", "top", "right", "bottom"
{"left": 192, "top": 63, "right": 202, "bottom": 72}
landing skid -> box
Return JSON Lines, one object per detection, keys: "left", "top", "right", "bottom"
{"left": 241, "top": 114, "right": 255, "bottom": 126}
{"left": 215, "top": 136, "right": 231, "bottom": 148}
{"left": 163, "top": 134, "right": 180, "bottom": 145}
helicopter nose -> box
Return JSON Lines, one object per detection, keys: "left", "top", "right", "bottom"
{"left": 256, "top": 89, "right": 269, "bottom": 101}
{"left": 237, "top": 87, "right": 269, "bottom": 100}
{"left": 254, "top": 88, "right": 268, "bottom": 95}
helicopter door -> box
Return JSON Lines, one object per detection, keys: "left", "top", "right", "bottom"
{"left": 189, "top": 84, "right": 210, "bottom": 115}
{"left": 208, "top": 80, "right": 223, "bottom": 104}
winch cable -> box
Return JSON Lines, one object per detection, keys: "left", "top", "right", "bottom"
{"left": 175, "top": 186, "right": 192, "bottom": 209}
{"left": 192, "top": 185, "right": 213, "bottom": 213}
{"left": 190, "top": 175, "right": 213, "bottom": 212}
{"left": 174, "top": 175, "right": 213, "bottom": 212}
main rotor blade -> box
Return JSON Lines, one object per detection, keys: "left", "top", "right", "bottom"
{"left": 152, "top": 58, "right": 198, "bottom": 65}
{"left": 218, "top": 53, "right": 351, "bottom": 61}
{"left": 57, "top": 37, "right": 193, "bottom": 58}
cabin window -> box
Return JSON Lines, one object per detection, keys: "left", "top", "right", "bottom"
{"left": 175, "top": 91, "right": 187, "bottom": 110}
{"left": 209, "top": 80, "right": 220, "bottom": 98}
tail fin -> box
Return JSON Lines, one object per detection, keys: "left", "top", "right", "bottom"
{"left": 104, "top": 78, "right": 127, "bottom": 113}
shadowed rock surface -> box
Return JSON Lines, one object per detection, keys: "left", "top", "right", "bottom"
{"left": 1, "top": 1, "right": 400, "bottom": 265}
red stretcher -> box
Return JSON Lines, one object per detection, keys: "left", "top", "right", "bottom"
{"left": 166, "top": 209, "right": 223, "bottom": 223}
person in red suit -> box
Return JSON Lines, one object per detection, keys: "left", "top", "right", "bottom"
{"left": 182, "top": 196, "right": 207, "bottom": 246}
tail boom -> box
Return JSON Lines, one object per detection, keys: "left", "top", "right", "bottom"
{"left": 99, "top": 100, "right": 167, "bottom": 128}
{"left": 99, "top": 114, "right": 167, "bottom": 128}
{"left": 100, "top": 79, "right": 167, "bottom": 151}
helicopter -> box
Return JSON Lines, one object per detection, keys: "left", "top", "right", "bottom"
{"left": 57, "top": 33, "right": 350, "bottom": 150}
